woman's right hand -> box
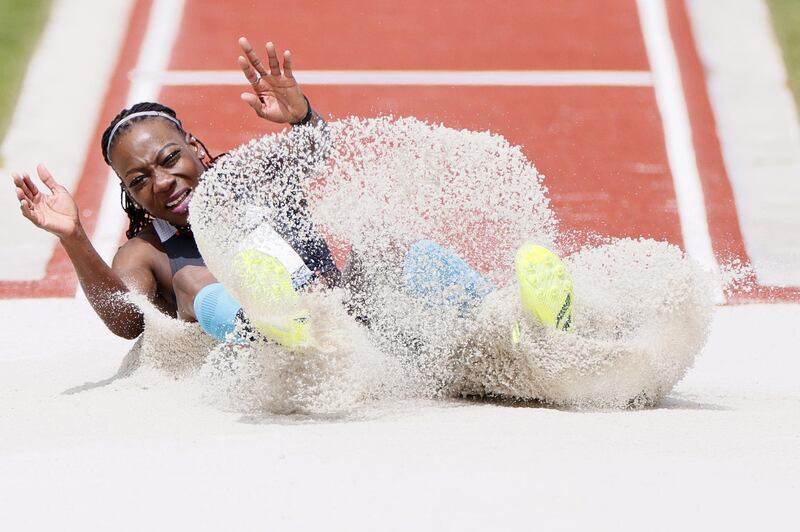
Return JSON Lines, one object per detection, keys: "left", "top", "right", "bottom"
{"left": 12, "top": 164, "right": 81, "bottom": 240}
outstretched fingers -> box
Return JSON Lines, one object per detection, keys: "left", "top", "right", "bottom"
{"left": 13, "top": 181, "right": 28, "bottom": 205}
{"left": 282, "top": 49, "right": 295, "bottom": 80}
{"left": 36, "top": 164, "right": 64, "bottom": 194}
{"left": 238, "top": 55, "right": 261, "bottom": 89}
{"left": 11, "top": 175, "right": 35, "bottom": 219}
{"left": 22, "top": 175, "right": 40, "bottom": 198}
{"left": 238, "top": 36, "right": 268, "bottom": 78}
{"left": 238, "top": 37, "right": 294, "bottom": 82}
{"left": 18, "top": 196, "right": 34, "bottom": 220}
{"left": 12, "top": 172, "right": 37, "bottom": 200}
{"left": 265, "top": 41, "right": 281, "bottom": 76}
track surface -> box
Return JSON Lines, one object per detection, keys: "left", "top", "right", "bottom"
{"left": 169, "top": 0, "right": 679, "bottom": 244}
{"left": 0, "top": 0, "right": 796, "bottom": 303}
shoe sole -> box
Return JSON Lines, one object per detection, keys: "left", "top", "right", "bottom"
{"left": 232, "top": 249, "right": 311, "bottom": 349}
{"left": 515, "top": 244, "right": 574, "bottom": 331}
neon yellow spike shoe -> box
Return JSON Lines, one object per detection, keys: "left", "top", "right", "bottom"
{"left": 232, "top": 249, "right": 311, "bottom": 350}
{"left": 515, "top": 244, "right": 574, "bottom": 331}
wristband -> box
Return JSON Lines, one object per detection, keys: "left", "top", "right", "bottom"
{"left": 291, "top": 96, "right": 315, "bottom": 126}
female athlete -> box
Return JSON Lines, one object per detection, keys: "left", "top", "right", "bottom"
{"left": 11, "top": 37, "right": 573, "bottom": 349}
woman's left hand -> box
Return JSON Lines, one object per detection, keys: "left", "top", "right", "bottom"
{"left": 237, "top": 37, "right": 309, "bottom": 124}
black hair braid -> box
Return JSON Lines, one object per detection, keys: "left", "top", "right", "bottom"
{"left": 101, "top": 102, "right": 210, "bottom": 239}
{"left": 118, "top": 183, "right": 151, "bottom": 240}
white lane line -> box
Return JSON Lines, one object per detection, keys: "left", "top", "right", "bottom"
{"left": 688, "top": 0, "right": 800, "bottom": 287}
{"left": 0, "top": 0, "right": 135, "bottom": 281}
{"left": 637, "top": 0, "right": 721, "bottom": 288}
{"left": 81, "top": 0, "right": 186, "bottom": 300}
{"left": 125, "top": 0, "right": 186, "bottom": 106}
{"left": 131, "top": 69, "right": 654, "bottom": 87}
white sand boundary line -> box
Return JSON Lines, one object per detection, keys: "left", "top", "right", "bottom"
{"left": 637, "top": 0, "right": 723, "bottom": 302}
{"left": 134, "top": 69, "right": 655, "bottom": 87}
{"left": 687, "top": 0, "right": 800, "bottom": 287}
{"left": 0, "top": 0, "right": 135, "bottom": 281}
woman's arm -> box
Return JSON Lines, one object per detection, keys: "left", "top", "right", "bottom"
{"left": 13, "top": 165, "right": 150, "bottom": 339}
{"left": 236, "top": 37, "right": 313, "bottom": 125}
{"left": 237, "top": 37, "right": 331, "bottom": 174}
{"left": 64, "top": 229, "right": 154, "bottom": 339}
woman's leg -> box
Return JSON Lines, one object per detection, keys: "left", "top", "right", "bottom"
{"left": 172, "top": 265, "right": 246, "bottom": 342}
{"left": 171, "top": 265, "right": 218, "bottom": 321}
{"left": 402, "top": 240, "right": 495, "bottom": 315}
{"left": 338, "top": 241, "right": 493, "bottom": 321}
{"left": 173, "top": 252, "right": 312, "bottom": 348}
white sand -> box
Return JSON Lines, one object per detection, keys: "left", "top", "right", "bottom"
{"left": 186, "top": 118, "right": 715, "bottom": 411}
{"left": 0, "top": 299, "right": 798, "bottom": 531}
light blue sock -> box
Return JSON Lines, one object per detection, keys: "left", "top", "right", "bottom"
{"left": 193, "top": 283, "right": 243, "bottom": 342}
{"left": 402, "top": 240, "right": 495, "bottom": 316}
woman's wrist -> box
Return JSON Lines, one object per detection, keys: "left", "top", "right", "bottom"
{"left": 290, "top": 95, "right": 314, "bottom": 126}
{"left": 58, "top": 221, "right": 87, "bottom": 247}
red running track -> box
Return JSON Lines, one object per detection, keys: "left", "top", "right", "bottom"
{"left": 2, "top": 0, "right": 797, "bottom": 303}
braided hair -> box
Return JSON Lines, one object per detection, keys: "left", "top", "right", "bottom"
{"left": 101, "top": 102, "right": 217, "bottom": 239}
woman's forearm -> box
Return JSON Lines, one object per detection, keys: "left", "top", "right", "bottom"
{"left": 288, "top": 100, "right": 331, "bottom": 177}
{"left": 60, "top": 227, "right": 144, "bottom": 339}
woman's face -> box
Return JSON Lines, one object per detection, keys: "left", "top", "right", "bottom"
{"left": 110, "top": 118, "right": 206, "bottom": 226}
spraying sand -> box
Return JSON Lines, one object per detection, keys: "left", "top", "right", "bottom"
{"left": 122, "top": 116, "right": 719, "bottom": 413}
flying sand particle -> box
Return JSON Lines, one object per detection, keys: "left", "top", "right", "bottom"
{"left": 127, "top": 116, "right": 718, "bottom": 413}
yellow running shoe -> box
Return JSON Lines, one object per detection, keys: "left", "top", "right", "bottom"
{"left": 232, "top": 249, "right": 311, "bottom": 350}
{"left": 515, "top": 244, "right": 574, "bottom": 331}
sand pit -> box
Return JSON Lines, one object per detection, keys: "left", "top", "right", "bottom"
{"left": 1, "top": 297, "right": 798, "bottom": 531}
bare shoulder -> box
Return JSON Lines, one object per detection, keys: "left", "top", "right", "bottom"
{"left": 112, "top": 224, "right": 164, "bottom": 271}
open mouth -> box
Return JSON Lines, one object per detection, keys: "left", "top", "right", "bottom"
{"left": 165, "top": 188, "right": 193, "bottom": 214}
